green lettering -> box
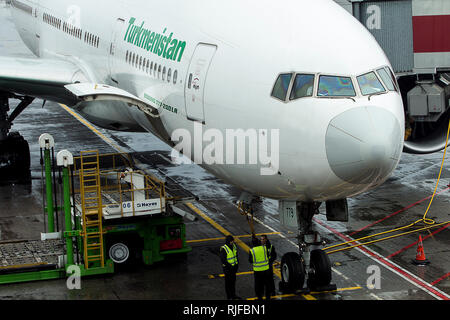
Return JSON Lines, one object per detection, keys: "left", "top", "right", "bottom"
{"left": 158, "top": 36, "right": 167, "bottom": 56}
{"left": 147, "top": 32, "right": 155, "bottom": 51}
{"left": 134, "top": 22, "right": 145, "bottom": 46}
{"left": 127, "top": 25, "right": 135, "bottom": 43}
{"left": 166, "top": 39, "right": 177, "bottom": 60}
{"left": 124, "top": 17, "right": 136, "bottom": 41}
{"left": 140, "top": 29, "right": 150, "bottom": 48}
{"left": 163, "top": 33, "right": 173, "bottom": 58}
{"left": 174, "top": 41, "right": 186, "bottom": 62}
{"left": 152, "top": 34, "right": 161, "bottom": 53}
{"left": 123, "top": 19, "right": 186, "bottom": 63}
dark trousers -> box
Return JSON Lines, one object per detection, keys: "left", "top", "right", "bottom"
{"left": 224, "top": 268, "right": 237, "bottom": 299}
{"left": 268, "top": 265, "right": 275, "bottom": 295}
{"left": 254, "top": 270, "right": 271, "bottom": 300}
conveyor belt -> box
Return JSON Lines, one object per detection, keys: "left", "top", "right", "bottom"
{"left": 0, "top": 239, "right": 65, "bottom": 269}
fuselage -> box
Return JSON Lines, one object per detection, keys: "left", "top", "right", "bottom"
{"left": 9, "top": 0, "right": 405, "bottom": 202}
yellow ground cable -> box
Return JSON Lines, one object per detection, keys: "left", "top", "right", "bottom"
{"left": 325, "top": 221, "right": 450, "bottom": 255}
{"left": 324, "top": 119, "right": 450, "bottom": 254}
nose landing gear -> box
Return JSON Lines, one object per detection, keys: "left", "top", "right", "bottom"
{"left": 279, "top": 202, "right": 336, "bottom": 294}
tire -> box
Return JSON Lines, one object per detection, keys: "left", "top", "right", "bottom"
{"left": 280, "top": 252, "right": 305, "bottom": 292}
{"left": 0, "top": 134, "right": 30, "bottom": 184}
{"left": 106, "top": 235, "right": 142, "bottom": 271}
{"left": 108, "top": 242, "right": 130, "bottom": 264}
{"left": 309, "top": 249, "right": 332, "bottom": 287}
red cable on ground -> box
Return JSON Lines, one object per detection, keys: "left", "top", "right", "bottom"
{"left": 432, "top": 272, "right": 450, "bottom": 286}
{"left": 386, "top": 223, "right": 450, "bottom": 259}
{"left": 350, "top": 187, "right": 450, "bottom": 236}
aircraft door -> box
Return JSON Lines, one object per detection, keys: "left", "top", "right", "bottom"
{"left": 109, "top": 18, "right": 125, "bottom": 84}
{"left": 184, "top": 43, "right": 217, "bottom": 123}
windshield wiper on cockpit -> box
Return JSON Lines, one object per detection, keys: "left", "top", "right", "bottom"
{"left": 319, "top": 95, "right": 356, "bottom": 102}
{"left": 367, "top": 91, "right": 386, "bottom": 101}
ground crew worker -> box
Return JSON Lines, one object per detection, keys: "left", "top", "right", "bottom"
{"left": 261, "top": 234, "right": 277, "bottom": 297}
{"left": 220, "top": 235, "right": 241, "bottom": 300}
{"left": 249, "top": 236, "right": 271, "bottom": 300}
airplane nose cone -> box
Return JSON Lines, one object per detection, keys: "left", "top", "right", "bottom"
{"left": 325, "top": 107, "right": 403, "bottom": 185}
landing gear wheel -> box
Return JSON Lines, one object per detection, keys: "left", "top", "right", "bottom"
{"left": 308, "top": 249, "right": 332, "bottom": 288}
{"left": 280, "top": 252, "right": 305, "bottom": 293}
{"left": 0, "top": 132, "right": 31, "bottom": 184}
{"left": 109, "top": 242, "right": 130, "bottom": 264}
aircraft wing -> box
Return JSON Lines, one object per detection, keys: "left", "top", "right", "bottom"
{"left": 0, "top": 56, "right": 160, "bottom": 116}
{"left": 0, "top": 56, "right": 84, "bottom": 105}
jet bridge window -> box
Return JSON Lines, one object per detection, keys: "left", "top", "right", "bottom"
{"left": 318, "top": 76, "right": 356, "bottom": 97}
{"left": 357, "top": 72, "right": 386, "bottom": 96}
{"left": 271, "top": 73, "right": 293, "bottom": 101}
{"left": 290, "top": 74, "right": 315, "bottom": 100}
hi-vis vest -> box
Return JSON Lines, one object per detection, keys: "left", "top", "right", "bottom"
{"left": 221, "top": 244, "right": 238, "bottom": 267}
{"left": 250, "top": 246, "right": 269, "bottom": 272}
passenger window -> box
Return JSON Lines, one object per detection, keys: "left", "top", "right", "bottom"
{"left": 162, "top": 67, "right": 166, "bottom": 81}
{"left": 357, "top": 72, "right": 386, "bottom": 96}
{"left": 158, "top": 65, "right": 162, "bottom": 79}
{"left": 173, "top": 70, "right": 178, "bottom": 84}
{"left": 167, "top": 68, "right": 172, "bottom": 83}
{"left": 376, "top": 68, "right": 395, "bottom": 91}
{"left": 271, "top": 73, "right": 293, "bottom": 101}
{"left": 154, "top": 63, "right": 158, "bottom": 76}
{"left": 318, "top": 76, "right": 356, "bottom": 97}
{"left": 290, "top": 74, "right": 315, "bottom": 100}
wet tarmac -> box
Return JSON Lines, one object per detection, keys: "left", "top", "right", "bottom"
{"left": 0, "top": 3, "right": 449, "bottom": 302}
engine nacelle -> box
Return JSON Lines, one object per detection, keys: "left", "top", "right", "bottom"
{"left": 402, "top": 74, "right": 450, "bottom": 154}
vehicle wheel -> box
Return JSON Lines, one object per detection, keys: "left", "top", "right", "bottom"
{"left": 108, "top": 242, "right": 130, "bottom": 264}
{"left": 309, "top": 249, "right": 332, "bottom": 287}
{"left": 280, "top": 252, "right": 305, "bottom": 292}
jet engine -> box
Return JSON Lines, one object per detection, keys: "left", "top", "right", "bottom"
{"left": 400, "top": 73, "right": 450, "bottom": 154}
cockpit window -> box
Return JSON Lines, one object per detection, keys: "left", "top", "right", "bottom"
{"left": 290, "top": 74, "right": 315, "bottom": 100}
{"left": 376, "top": 68, "right": 395, "bottom": 91}
{"left": 318, "top": 76, "right": 356, "bottom": 97}
{"left": 271, "top": 73, "right": 293, "bottom": 101}
{"left": 387, "top": 67, "right": 399, "bottom": 91}
{"left": 357, "top": 72, "right": 386, "bottom": 95}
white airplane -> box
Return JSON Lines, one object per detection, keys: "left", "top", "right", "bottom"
{"left": 0, "top": 0, "right": 405, "bottom": 291}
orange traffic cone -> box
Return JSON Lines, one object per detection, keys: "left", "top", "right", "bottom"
{"left": 412, "top": 235, "right": 430, "bottom": 266}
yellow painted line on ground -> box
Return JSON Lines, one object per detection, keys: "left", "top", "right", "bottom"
{"left": 309, "top": 286, "right": 362, "bottom": 295}
{"left": 209, "top": 271, "right": 254, "bottom": 279}
{"left": 246, "top": 286, "right": 362, "bottom": 301}
{"left": 246, "top": 294, "right": 316, "bottom": 301}
{"left": 59, "top": 104, "right": 126, "bottom": 154}
{"left": 186, "top": 232, "right": 281, "bottom": 244}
